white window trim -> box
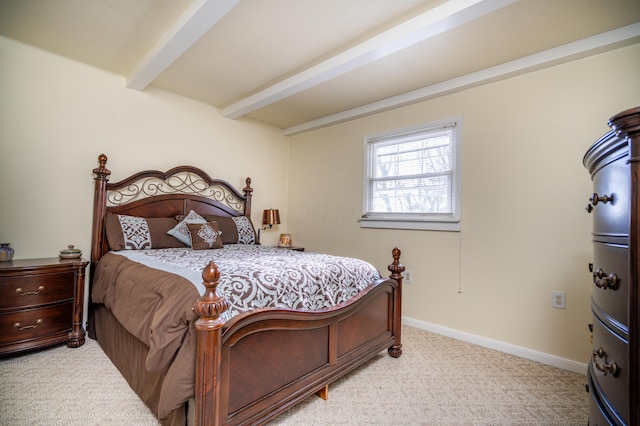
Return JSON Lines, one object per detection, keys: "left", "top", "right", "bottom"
{"left": 361, "top": 116, "right": 462, "bottom": 232}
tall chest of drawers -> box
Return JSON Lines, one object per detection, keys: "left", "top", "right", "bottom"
{"left": 583, "top": 107, "right": 640, "bottom": 426}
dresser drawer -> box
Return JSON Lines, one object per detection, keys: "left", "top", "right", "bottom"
{"left": 0, "top": 270, "right": 74, "bottom": 310}
{"left": 588, "top": 367, "right": 623, "bottom": 426}
{"left": 591, "top": 242, "right": 629, "bottom": 335}
{"left": 589, "top": 315, "right": 629, "bottom": 424}
{"left": 0, "top": 303, "right": 73, "bottom": 346}
{"left": 590, "top": 153, "right": 629, "bottom": 239}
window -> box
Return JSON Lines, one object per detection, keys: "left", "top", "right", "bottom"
{"left": 361, "top": 117, "right": 461, "bottom": 231}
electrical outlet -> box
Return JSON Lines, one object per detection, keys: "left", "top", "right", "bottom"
{"left": 404, "top": 270, "right": 412, "bottom": 284}
{"left": 552, "top": 291, "right": 566, "bottom": 309}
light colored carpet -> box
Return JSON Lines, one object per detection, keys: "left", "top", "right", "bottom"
{"left": 0, "top": 326, "right": 588, "bottom": 425}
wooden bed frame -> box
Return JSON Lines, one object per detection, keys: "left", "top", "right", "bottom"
{"left": 89, "top": 154, "right": 404, "bottom": 426}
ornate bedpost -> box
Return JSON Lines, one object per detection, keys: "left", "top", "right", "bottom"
{"left": 243, "top": 177, "right": 253, "bottom": 220}
{"left": 91, "top": 154, "right": 110, "bottom": 275}
{"left": 387, "top": 247, "right": 404, "bottom": 358}
{"left": 193, "top": 261, "right": 229, "bottom": 426}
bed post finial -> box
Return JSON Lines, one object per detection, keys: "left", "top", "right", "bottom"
{"left": 193, "top": 261, "right": 229, "bottom": 426}
{"left": 387, "top": 247, "right": 404, "bottom": 358}
{"left": 243, "top": 177, "right": 253, "bottom": 219}
{"left": 93, "top": 154, "right": 111, "bottom": 180}
{"left": 388, "top": 247, "right": 404, "bottom": 280}
{"left": 194, "top": 261, "right": 229, "bottom": 323}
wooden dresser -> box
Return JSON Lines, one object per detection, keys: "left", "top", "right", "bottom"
{"left": 0, "top": 257, "right": 88, "bottom": 355}
{"left": 583, "top": 107, "right": 639, "bottom": 426}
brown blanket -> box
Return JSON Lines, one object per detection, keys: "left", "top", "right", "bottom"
{"left": 92, "top": 247, "right": 382, "bottom": 421}
{"left": 92, "top": 253, "right": 199, "bottom": 419}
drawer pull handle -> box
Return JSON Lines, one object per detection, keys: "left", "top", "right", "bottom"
{"left": 13, "top": 319, "right": 44, "bottom": 331}
{"left": 585, "top": 193, "right": 613, "bottom": 213}
{"left": 592, "top": 347, "right": 618, "bottom": 377}
{"left": 593, "top": 268, "right": 619, "bottom": 290}
{"left": 15, "top": 286, "right": 45, "bottom": 296}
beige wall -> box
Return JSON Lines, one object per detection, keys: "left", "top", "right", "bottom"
{"left": 2, "top": 33, "right": 639, "bottom": 367}
{"left": 287, "top": 43, "right": 640, "bottom": 364}
{"left": 0, "top": 36, "right": 290, "bottom": 259}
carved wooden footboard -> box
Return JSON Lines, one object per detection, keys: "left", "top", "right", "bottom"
{"left": 194, "top": 249, "right": 403, "bottom": 426}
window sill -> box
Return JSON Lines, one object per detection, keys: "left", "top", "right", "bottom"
{"left": 360, "top": 218, "right": 461, "bottom": 232}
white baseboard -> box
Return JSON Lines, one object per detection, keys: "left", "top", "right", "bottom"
{"left": 403, "top": 316, "right": 588, "bottom": 375}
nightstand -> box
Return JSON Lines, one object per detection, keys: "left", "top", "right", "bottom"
{"left": 279, "top": 246, "right": 305, "bottom": 252}
{"left": 0, "top": 257, "right": 88, "bottom": 355}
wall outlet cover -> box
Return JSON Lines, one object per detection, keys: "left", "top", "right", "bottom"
{"left": 552, "top": 291, "right": 566, "bottom": 309}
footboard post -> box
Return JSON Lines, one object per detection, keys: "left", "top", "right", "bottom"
{"left": 387, "top": 247, "right": 405, "bottom": 358}
{"left": 193, "top": 262, "right": 229, "bottom": 426}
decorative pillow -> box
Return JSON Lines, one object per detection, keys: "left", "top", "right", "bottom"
{"left": 105, "top": 213, "right": 184, "bottom": 251}
{"left": 233, "top": 216, "right": 256, "bottom": 244}
{"left": 203, "top": 215, "right": 256, "bottom": 244}
{"left": 167, "top": 210, "right": 207, "bottom": 246}
{"left": 187, "top": 222, "right": 223, "bottom": 250}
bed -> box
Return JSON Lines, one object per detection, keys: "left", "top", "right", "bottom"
{"left": 88, "top": 154, "right": 404, "bottom": 426}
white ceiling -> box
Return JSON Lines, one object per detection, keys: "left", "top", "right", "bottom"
{"left": 1, "top": 0, "right": 639, "bottom": 135}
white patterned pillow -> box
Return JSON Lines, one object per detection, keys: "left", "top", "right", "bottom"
{"left": 232, "top": 216, "right": 256, "bottom": 244}
{"left": 104, "top": 213, "right": 183, "bottom": 250}
{"left": 167, "top": 210, "right": 207, "bottom": 247}
{"left": 203, "top": 215, "right": 257, "bottom": 244}
{"left": 118, "top": 215, "right": 151, "bottom": 249}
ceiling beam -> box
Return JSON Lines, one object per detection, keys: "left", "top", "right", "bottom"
{"left": 222, "top": 0, "right": 518, "bottom": 120}
{"left": 126, "top": 0, "right": 240, "bottom": 91}
{"left": 283, "top": 23, "right": 640, "bottom": 136}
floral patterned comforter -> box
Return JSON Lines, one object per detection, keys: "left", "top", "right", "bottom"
{"left": 113, "top": 244, "right": 382, "bottom": 321}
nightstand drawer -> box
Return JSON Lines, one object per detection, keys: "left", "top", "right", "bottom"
{"left": 0, "top": 303, "right": 73, "bottom": 346}
{"left": 0, "top": 270, "right": 75, "bottom": 310}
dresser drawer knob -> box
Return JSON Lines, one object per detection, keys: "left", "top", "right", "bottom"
{"left": 593, "top": 268, "right": 619, "bottom": 290}
{"left": 586, "top": 193, "right": 613, "bottom": 213}
{"left": 13, "top": 319, "right": 44, "bottom": 331}
{"left": 592, "top": 347, "right": 618, "bottom": 377}
{"left": 590, "top": 192, "right": 613, "bottom": 205}
{"left": 15, "top": 285, "right": 45, "bottom": 296}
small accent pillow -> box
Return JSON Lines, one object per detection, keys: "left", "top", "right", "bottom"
{"left": 187, "top": 222, "right": 223, "bottom": 250}
{"left": 233, "top": 216, "right": 256, "bottom": 244}
{"left": 203, "top": 215, "right": 256, "bottom": 244}
{"left": 105, "top": 213, "right": 184, "bottom": 250}
{"left": 167, "top": 210, "right": 207, "bottom": 247}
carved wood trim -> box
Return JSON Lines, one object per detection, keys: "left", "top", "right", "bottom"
{"left": 193, "top": 262, "right": 229, "bottom": 426}
{"left": 191, "top": 248, "right": 404, "bottom": 425}
{"left": 608, "top": 106, "right": 640, "bottom": 426}
{"left": 387, "top": 247, "right": 405, "bottom": 358}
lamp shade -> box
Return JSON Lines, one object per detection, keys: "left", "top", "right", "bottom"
{"left": 262, "top": 209, "right": 281, "bottom": 226}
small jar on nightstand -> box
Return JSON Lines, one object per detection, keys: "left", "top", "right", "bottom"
{"left": 0, "top": 257, "right": 88, "bottom": 355}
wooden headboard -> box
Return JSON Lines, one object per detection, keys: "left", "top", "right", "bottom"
{"left": 90, "top": 154, "right": 253, "bottom": 270}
